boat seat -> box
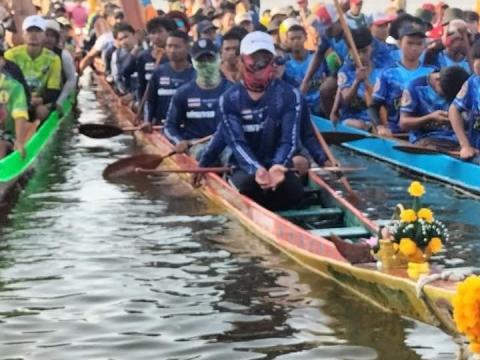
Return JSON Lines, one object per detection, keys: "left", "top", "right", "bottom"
{"left": 310, "top": 226, "right": 370, "bottom": 238}
{"left": 277, "top": 206, "right": 343, "bottom": 219}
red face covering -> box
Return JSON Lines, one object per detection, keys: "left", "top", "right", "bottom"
{"left": 241, "top": 54, "right": 276, "bottom": 93}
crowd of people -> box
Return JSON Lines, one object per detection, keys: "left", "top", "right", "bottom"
{"left": 2, "top": 0, "right": 480, "bottom": 210}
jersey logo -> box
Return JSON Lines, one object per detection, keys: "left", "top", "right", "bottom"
{"left": 187, "top": 98, "right": 201, "bottom": 108}
{"left": 337, "top": 72, "right": 347, "bottom": 87}
{"left": 0, "top": 90, "right": 9, "bottom": 104}
{"left": 159, "top": 77, "right": 170, "bottom": 85}
{"left": 401, "top": 89, "right": 412, "bottom": 107}
{"left": 373, "top": 78, "right": 381, "bottom": 93}
{"left": 145, "top": 62, "right": 155, "bottom": 71}
{"left": 457, "top": 81, "right": 468, "bottom": 100}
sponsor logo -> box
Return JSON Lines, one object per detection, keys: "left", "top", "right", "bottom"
{"left": 186, "top": 110, "right": 216, "bottom": 118}
{"left": 157, "top": 88, "right": 177, "bottom": 96}
{"left": 187, "top": 98, "right": 201, "bottom": 108}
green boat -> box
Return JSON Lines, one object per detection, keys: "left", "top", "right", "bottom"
{"left": 0, "top": 94, "right": 75, "bottom": 202}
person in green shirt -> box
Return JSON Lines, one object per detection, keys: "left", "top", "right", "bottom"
{"left": 5, "top": 15, "right": 62, "bottom": 124}
{"left": 0, "top": 72, "right": 29, "bottom": 158}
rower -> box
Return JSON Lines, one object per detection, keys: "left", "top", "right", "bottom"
{"left": 5, "top": 16, "right": 62, "bottom": 125}
{"left": 110, "top": 22, "right": 137, "bottom": 96}
{"left": 337, "top": 27, "right": 383, "bottom": 130}
{"left": 218, "top": 31, "right": 303, "bottom": 211}
{"left": 145, "top": 30, "right": 195, "bottom": 125}
{"left": 400, "top": 65, "right": 469, "bottom": 151}
{"left": 164, "top": 39, "right": 232, "bottom": 158}
{"left": 0, "top": 71, "right": 29, "bottom": 159}
{"left": 219, "top": 29, "right": 242, "bottom": 83}
{"left": 122, "top": 17, "right": 176, "bottom": 108}
{"left": 371, "top": 23, "right": 436, "bottom": 135}
{"left": 44, "top": 19, "right": 77, "bottom": 114}
{"left": 449, "top": 43, "right": 480, "bottom": 160}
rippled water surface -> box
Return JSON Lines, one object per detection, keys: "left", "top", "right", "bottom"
{"left": 0, "top": 76, "right": 461, "bottom": 359}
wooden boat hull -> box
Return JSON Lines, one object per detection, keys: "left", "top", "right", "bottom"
{"left": 0, "top": 94, "right": 75, "bottom": 203}
{"left": 312, "top": 116, "right": 480, "bottom": 196}
{"left": 95, "top": 74, "right": 460, "bottom": 337}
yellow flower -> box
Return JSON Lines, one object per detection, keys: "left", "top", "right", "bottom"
{"left": 453, "top": 275, "right": 480, "bottom": 352}
{"left": 417, "top": 208, "right": 434, "bottom": 223}
{"left": 427, "top": 237, "right": 443, "bottom": 254}
{"left": 399, "top": 238, "right": 417, "bottom": 256}
{"left": 400, "top": 208, "right": 417, "bottom": 223}
{"left": 408, "top": 181, "right": 425, "bottom": 197}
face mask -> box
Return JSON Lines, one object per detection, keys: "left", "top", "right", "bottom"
{"left": 241, "top": 54, "right": 275, "bottom": 93}
{"left": 193, "top": 56, "right": 221, "bottom": 87}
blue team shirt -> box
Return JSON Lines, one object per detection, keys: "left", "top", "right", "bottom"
{"left": 317, "top": 36, "right": 348, "bottom": 63}
{"left": 219, "top": 79, "right": 300, "bottom": 174}
{"left": 337, "top": 63, "right": 382, "bottom": 123}
{"left": 373, "top": 62, "right": 435, "bottom": 132}
{"left": 453, "top": 75, "right": 480, "bottom": 149}
{"left": 284, "top": 52, "right": 324, "bottom": 109}
{"left": 400, "top": 75, "right": 456, "bottom": 143}
{"left": 146, "top": 63, "right": 196, "bottom": 124}
{"left": 435, "top": 50, "right": 471, "bottom": 74}
{"left": 165, "top": 78, "right": 232, "bottom": 144}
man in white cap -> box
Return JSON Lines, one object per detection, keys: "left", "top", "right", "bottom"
{"left": 5, "top": 15, "right": 62, "bottom": 124}
{"left": 44, "top": 19, "right": 77, "bottom": 114}
{"left": 234, "top": 13, "right": 255, "bottom": 33}
{"left": 209, "top": 31, "right": 303, "bottom": 211}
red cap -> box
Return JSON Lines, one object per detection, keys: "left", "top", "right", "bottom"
{"left": 422, "top": 3, "right": 435, "bottom": 12}
{"left": 350, "top": 0, "right": 362, "bottom": 5}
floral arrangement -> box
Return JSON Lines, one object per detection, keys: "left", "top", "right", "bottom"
{"left": 453, "top": 275, "right": 480, "bottom": 354}
{"left": 385, "top": 181, "right": 449, "bottom": 261}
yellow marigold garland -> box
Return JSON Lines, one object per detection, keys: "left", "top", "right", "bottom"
{"left": 417, "top": 208, "right": 433, "bottom": 223}
{"left": 408, "top": 181, "right": 425, "bottom": 197}
{"left": 399, "top": 238, "right": 417, "bottom": 256}
{"left": 427, "top": 237, "right": 442, "bottom": 254}
{"left": 453, "top": 276, "right": 480, "bottom": 354}
{"left": 400, "top": 209, "right": 417, "bottom": 222}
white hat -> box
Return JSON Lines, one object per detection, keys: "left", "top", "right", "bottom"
{"left": 270, "top": 6, "right": 288, "bottom": 19}
{"left": 22, "top": 15, "right": 46, "bottom": 32}
{"left": 371, "top": 12, "right": 395, "bottom": 26}
{"left": 45, "top": 19, "right": 61, "bottom": 33}
{"left": 235, "top": 12, "right": 253, "bottom": 25}
{"left": 240, "top": 31, "right": 275, "bottom": 55}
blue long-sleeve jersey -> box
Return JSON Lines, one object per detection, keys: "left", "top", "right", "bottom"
{"left": 164, "top": 78, "right": 232, "bottom": 144}
{"left": 145, "top": 62, "right": 195, "bottom": 124}
{"left": 219, "top": 79, "right": 300, "bottom": 175}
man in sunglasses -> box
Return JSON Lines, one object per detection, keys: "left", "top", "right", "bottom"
{"left": 217, "top": 31, "right": 304, "bottom": 211}
{"left": 165, "top": 39, "right": 232, "bottom": 157}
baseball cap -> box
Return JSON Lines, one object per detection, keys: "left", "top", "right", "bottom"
{"left": 350, "top": 0, "right": 362, "bottom": 5}
{"left": 191, "top": 39, "right": 218, "bottom": 59}
{"left": 240, "top": 31, "right": 275, "bottom": 55}
{"left": 422, "top": 3, "right": 435, "bottom": 12}
{"left": 279, "top": 18, "right": 302, "bottom": 35}
{"left": 197, "top": 19, "right": 217, "bottom": 34}
{"left": 315, "top": 4, "right": 339, "bottom": 26}
{"left": 270, "top": 7, "right": 288, "bottom": 19}
{"left": 235, "top": 12, "right": 253, "bottom": 25}
{"left": 371, "top": 12, "right": 396, "bottom": 26}
{"left": 56, "top": 16, "right": 72, "bottom": 28}
{"left": 398, "top": 23, "right": 427, "bottom": 38}
{"left": 23, "top": 15, "right": 46, "bottom": 31}
{"left": 45, "top": 19, "right": 61, "bottom": 33}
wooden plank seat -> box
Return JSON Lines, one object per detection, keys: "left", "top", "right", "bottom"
{"left": 310, "top": 226, "right": 370, "bottom": 238}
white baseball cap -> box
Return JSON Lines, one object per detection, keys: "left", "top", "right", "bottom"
{"left": 45, "top": 19, "right": 61, "bottom": 33}
{"left": 23, "top": 15, "right": 46, "bottom": 31}
{"left": 235, "top": 12, "right": 253, "bottom": 26}
{"left": 240, "top": 31, "right": 275, "bottom": 55}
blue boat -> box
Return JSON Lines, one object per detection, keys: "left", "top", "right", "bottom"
{"left": 312, "top": 116, "right": 480, "bottom": 195}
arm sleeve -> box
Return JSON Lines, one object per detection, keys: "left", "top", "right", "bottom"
{"left": 198, "top": 124, "right": 227, "bottom": 167}
{"left": 57, "top": 51, "right": 77, "bottom": 105}
{"left": 272, "top": 88, "right": 300, "bottom": 165}
{"left": 10, "top": 81, "right": 28, "bottom": 121}
{"left": 46, "top": 55, "right": 62, "bottom": 91}
{"left": 164, "top": 91, "right": 186, "bottom": 144}
{"left": 453, "top": 77, "right": 473, "bottom": 112}
{"left": 220, "top": 95, "right": 262, "bottom": 175}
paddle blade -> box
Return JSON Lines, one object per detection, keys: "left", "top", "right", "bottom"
{"left": 79, "top": 123, "right": 124, "bottom": 139}
{"left": 393, "top": 145, "right": 440, "bottom": 155}
{"left": 103, "top": 154, "right": 166, "bottom": 179}
{"left": 321, "top": 132, "right": 367, "bottom": 145}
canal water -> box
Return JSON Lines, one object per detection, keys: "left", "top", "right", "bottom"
{"left": 0, "top": 75, "right": 465, "bottom": 360}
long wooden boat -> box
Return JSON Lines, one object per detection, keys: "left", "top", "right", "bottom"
{"left": 94, "top": 73, "right": 463, "bottom": 341}
{"left": 0, "top": 94, "right": 75, "bottom": 203}
{"left": 313, "top": 116, "right": 480, "bottom": 196}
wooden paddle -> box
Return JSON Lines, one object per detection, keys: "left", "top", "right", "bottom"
{"left": 136, "top": 166, "right": 365, "bottom": 175}
{"left": 393, "top": 144, "right": 460, "bottom": 157}
{"left": 320, "top": 131, "right": 368, "bottom": 144}
{"left": 79, "top": 123, "right": 162, "bottom": 139}
{"left": 103, "top": 135, "right": 213, "bottom": 179}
